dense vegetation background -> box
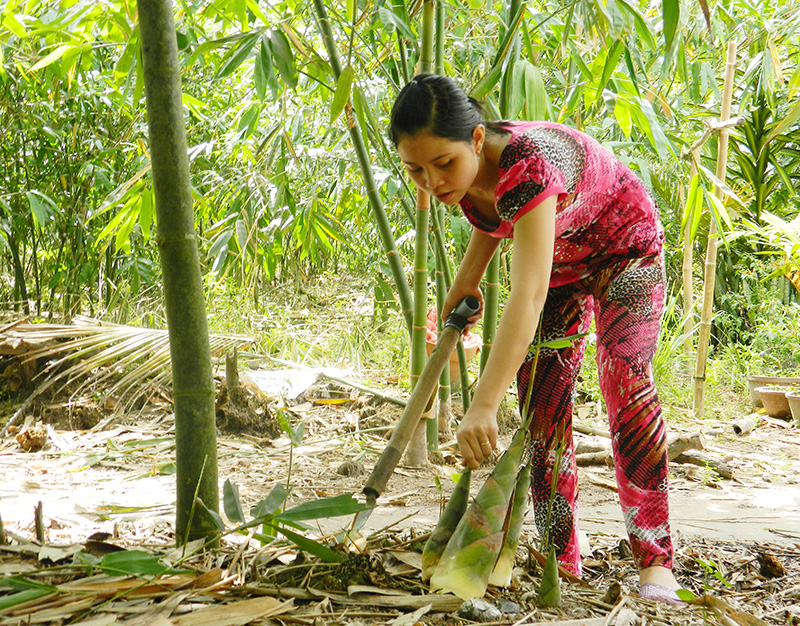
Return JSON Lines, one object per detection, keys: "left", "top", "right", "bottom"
{"left": 1, "top": 0, "right": 799, "bottom": 409}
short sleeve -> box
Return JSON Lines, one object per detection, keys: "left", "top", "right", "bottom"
{"left": 495, "top": 156, "right": 566, "bottom": 224}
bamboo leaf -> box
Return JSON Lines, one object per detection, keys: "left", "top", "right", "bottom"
{"left": 223, "top": 479, "right": 246, "bottom": 523}
{"left": 98, "top": 550, "right": 170, "bottom": 576}
{"left": 616, "top": 0, "right": 656, "bottom": 49}
{"left": 277, "top": 525, "right": 342, "bottom": 563}
{"left": 214, "top": 31, "right": 259, "bottom": 80}
{"left": 30, "top": 43, "right": 75, "bottom": 71}
{"left": 662, "top": 0, "right": 679, "bottom": 55}
{"left": 26, "top": 191, "right": 53, "bottom": 229}
{"left": 269, "top": 29, "right": 298, "bottom": 88}
{"left": 0, "top": 589, "right": 53, "bottom": 611}
{"left": 274, "top": 493, "right": 367, "bottom": 522}
{"left": 762, "top": 99, "right": 800, "bottom": 153}
{"left": 1, "top": 576, "right": 58, "bottom": 592}
{"left": 681, "top": 174, "right": 704, "bottom": 243}
{"left": 378, "top": 2, "right": 416, "bottom": 43}
{"left": 330, "top": 65, "right": 354, "bottom": 124}
{"left": 251, "top": 483, "right": 291, "bottom": 519}
{"left": 595, "top": 40, "right": 625, "bottom": 105}
{"left": 698, "top": 164, "right": 746, "bottom": 208}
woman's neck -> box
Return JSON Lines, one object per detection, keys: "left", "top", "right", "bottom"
{"left": 470, "top": 132, "right": 509, "bottom": 201}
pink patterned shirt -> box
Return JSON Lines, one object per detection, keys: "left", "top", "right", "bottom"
{"left": 458, "top": 121, "right": 664, "bottom": 287}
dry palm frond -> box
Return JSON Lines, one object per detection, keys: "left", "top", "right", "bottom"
{"left": 1, "top": 316, "right": 254, "bottom": 435}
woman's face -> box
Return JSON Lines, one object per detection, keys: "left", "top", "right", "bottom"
{"left": 396, "top": 127, "right": 484, "bottom": 205}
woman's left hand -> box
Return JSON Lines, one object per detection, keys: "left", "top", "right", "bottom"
{"left": 456, "top": 405, "right": 498, "bottom": 469}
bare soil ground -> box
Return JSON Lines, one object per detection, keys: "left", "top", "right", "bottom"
{"left": 1, "top": 370, "right": 800, "bottom": 625}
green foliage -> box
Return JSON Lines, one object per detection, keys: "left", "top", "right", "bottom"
{"left": 1, "top": 0, "right": 799, "bottom": 423}
{"left": 214, "top": 480, "right": 368, "bottom": 563}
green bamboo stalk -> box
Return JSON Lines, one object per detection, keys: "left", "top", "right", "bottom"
{"left": 403, "top": 0, "right": 437, "bottom": 462}
{"left": 479, "top": 250, "right": 500, "bottom": 374}
{"left": 312, "top": 0, "right": 413, "bottom": 333}
{"left": 407, "top": 187, "right": 431, "bottom": 465}
{"left": 432, "top": 207, "right": 453, "bottom": 438}
{"left": 138, "top": 0, "right": 219, "bottom": 544}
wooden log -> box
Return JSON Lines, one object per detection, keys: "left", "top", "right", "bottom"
{"left": 667, "top": 432, "right": 706, "bottom": 460}
{"left": 576, "top": 451, "right": 613, "bottom": 467}
{"left": 674, "top": 451, "right": 733, "bottom": 479}
{"left": 575, "top": 432, "right": 706, "bottom": 467}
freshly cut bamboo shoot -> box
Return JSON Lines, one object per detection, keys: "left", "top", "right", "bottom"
{"left": 422, "top": 469, "right": 471, "bottom": 581}
{"left": 488, "top": 462, "right": 531, "bottom": 587}
{"left": 429, "top": 427, "right": 528, "bottom": 599}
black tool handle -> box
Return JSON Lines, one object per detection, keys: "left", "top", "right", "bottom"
{"left": 444, "top": 295, "right": 481, "bottom": 332}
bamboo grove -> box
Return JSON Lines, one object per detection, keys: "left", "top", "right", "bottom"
{"left": 2, "top": 0, "right": 800, "bottom": 414}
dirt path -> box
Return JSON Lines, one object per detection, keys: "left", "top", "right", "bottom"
{"left": 2, "top": 377, "right": 800, "bottom": 624}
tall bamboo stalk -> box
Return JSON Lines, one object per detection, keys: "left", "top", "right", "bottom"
{"left": 693, "top": 41, "right": 738, "bottom": 418}
{"left": 432, "top": 207, "right": 454, "bottom": 437}
{"left": 681, "top": 147, "right": 700, "bottom": 359}
{"left": 432, "top": 0, "right": 454, "bottom": 437}
{"left": 139, "top": 0, "right": 219, "bottom": 543}
{"left": 312, "top": 0, "right": 413, "bottom": 333}
{"left": 406, "top": 186, "right": 432, "bottom": 465}
{"left": 405, "top": 0, "right": 436, "bottom": 465}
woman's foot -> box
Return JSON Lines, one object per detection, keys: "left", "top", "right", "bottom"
{"left": 638, "top": 566, "right": 686, "bottom": 606}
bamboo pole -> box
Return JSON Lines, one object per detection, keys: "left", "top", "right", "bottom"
{"left": 405, "top": 0, "right": 436, "bottom": 465}
{"left": 681, "top": 147, "right": 700, "bottom": 359}
{"left": 406, "top": 186, "right": 432, "bottom": 466}
{"left": 139, "top": 0, "right": 220, "bottom": 544}
{"left": 693, "top": 41, "right": 737, "bottom": 419}
{"left": 432, "top": 0, "right": 454, "bottom": 439}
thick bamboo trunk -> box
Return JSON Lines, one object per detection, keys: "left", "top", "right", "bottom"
{"left": 139, "top": 0, "right": 219, "bottom": 543}
{"left": 693, "top": 41, "right": 738, "bottom": 419}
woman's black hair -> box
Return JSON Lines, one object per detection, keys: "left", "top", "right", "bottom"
{"left": 388, "top": 74, "right": 507, "bottom": 146}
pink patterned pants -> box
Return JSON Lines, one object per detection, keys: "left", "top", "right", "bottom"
{"left": 517, "top": 253, "right": 674, "bottom": 575}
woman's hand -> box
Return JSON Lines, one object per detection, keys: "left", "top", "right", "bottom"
{"left": 456, "top": 404, "right": 498, "bottom": 469}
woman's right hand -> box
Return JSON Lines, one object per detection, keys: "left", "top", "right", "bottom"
{"left": 442, "top": 284, "right": 484, "bottom": 332}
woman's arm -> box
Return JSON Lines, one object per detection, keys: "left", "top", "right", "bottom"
{"left": 456, "top": 195, "right": 557, "bottom": 469}
{"left": 441, "top": 227, "right": 502, "bottom": 329}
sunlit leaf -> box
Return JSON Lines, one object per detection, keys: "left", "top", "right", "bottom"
{"left": 1, "top": 13, "right": 27, "bottom": 39}
{"left": 30, "top": 43, "right": 76, "bottom": 71}
{"left": 595, "top": 40, "right": 625, "bottom": 105}
{"left": 663, "top": 0, "right": 679, "bottom": 54}
{"left": 330, "top": 65, "right": 354, "bottom": 124}
{"left": 275, "top": 493, "right": 368, "bottom": 522}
